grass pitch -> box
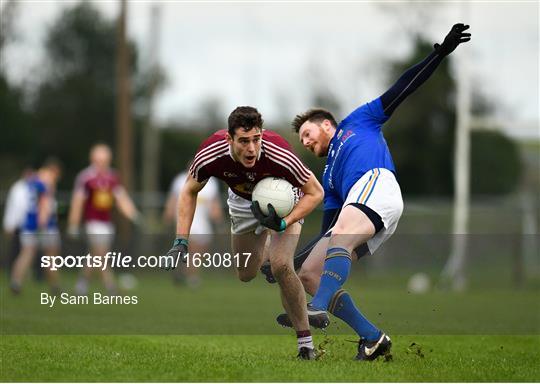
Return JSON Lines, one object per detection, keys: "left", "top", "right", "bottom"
{"left": 2, "top": 334, "right": 539, "bottom": 381}
{"left": 1, "top": 271, "right": 539, "bottom": 381}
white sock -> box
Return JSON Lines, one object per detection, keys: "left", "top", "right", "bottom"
{"left": 297, "top": 335, "right": 314, "bottom": 351}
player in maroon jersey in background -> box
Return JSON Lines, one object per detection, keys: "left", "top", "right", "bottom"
{"left": 68, "top": 143, "right": 140, "bottom": 295}
{"left": 163, "top": 106, "right": 324, "bottom": 359}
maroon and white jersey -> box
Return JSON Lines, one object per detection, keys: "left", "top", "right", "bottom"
{"left": 74, "top": 166, "right": 123, "bottom": 223}
{"left": 189, "top": 129, "right": 311, "bottom": 200}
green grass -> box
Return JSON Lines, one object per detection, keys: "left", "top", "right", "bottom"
{"left": 1, "top": 272, "right": 539, "bottom": 381}
{"left": 1, "top": 335, "right": 539, "bottom": 381}
{"left": 1, "top": 271, "right": 538, "bottom": 335}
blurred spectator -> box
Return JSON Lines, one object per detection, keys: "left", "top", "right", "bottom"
{"left": 3, "top": 168, "right": 34, "bottom": 272}
{"left": 10, "top": 160, "right": 62, "bottom": 294}
{"left": 3, "top": 168, "right": 34, "bottom": 237}
{"left": 68, "top": 143, "right": 140, "bottom": 295}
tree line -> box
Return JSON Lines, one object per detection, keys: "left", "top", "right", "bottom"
{"left": 0, "top": 2, "right": 521, "bottom": 196}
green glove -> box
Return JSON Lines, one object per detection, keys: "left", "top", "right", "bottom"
{"left": 162, "top": 238, "right": 189, "bottom": 270}
{"left": 250, "top": 201, "right": 287, "bottom": 232}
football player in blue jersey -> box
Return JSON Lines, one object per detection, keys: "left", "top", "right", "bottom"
{"left": 10, "top": 158, "right": 62, "bottom": 294}
{"left": 262, "top": 23, "right": 471, "bottom": 360}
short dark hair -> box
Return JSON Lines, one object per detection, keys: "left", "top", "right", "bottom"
{"left": 42, "top": 156, "right": 62, "bottom": 173}
{"left": 228, "top": 106, "right": 263, "bottom": 137}
{"left": 291, "top": 108, "right": 338, "bottom": 133}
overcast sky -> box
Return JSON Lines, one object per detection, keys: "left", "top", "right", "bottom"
{"left": 3, "top": 1, "right": 539, "bottom": 138}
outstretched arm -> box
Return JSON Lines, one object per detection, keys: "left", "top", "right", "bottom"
{"left": 380, "top": 23, "right": 471, "bottom": 117}
{"left": 115, "top": 187, "right": 140, "bottom": 222}
{"left": 176, "top": 175, "right": 207, "bottom": 237}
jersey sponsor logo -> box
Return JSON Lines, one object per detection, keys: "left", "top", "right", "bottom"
{"left": 341, "top": 130, "right": 354, "bottom": 143}
{"left": 92, "top": 189, "right": 114, "bottom": 211}
{"left": 245, "top": 172, "right": 256, "bottom": 181}
{"left": 322, "top": 270, "right": 342, "bottom": 281}
{"left": 223, "top": 172, "right": 238, "bottom": 178}
{"left": 233, "top": 183, "right": 255, "bottom": 194}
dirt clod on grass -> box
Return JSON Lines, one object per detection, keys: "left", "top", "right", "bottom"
{"left": 406, "top": 342, "right": 425, "bottom": 358}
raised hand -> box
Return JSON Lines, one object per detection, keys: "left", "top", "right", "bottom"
{"left": 434, "top": 23, "right": 471, "bottom": 56}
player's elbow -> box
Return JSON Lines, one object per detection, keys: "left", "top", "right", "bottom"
{"left": 310, "top": 177, "right": 324, "bottom": 205}
{"left": 307, "top": 188, "right": 324, "bottom": 210}
{"left": 314, "top": 186, "right": 324, "bottom": 205}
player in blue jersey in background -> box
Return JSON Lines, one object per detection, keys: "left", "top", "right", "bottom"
{"left": 10, "top": 158, "right": 62, "bottom": 295}
{"left": 259, "top": 24, "right": 471, "bottom": 360}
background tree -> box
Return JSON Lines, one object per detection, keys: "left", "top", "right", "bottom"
{"left": 384, "top": 38, "right": 521, "bottom": 196}
{"left": 28, "top": 2, "right": 142, "bottom": 190}
{"left": 0, "top": 0, "right": 34, "bottom": 187}
{"left": 470, "top": 129, "right": 521, "bottom": 195}
{"left": 384, "top": 38, "right": 456, "bottom": 196}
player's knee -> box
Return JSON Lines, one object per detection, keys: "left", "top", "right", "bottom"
{"left": 298, "top": 269, "right": 318, "bottom": 293}
{"left": 298, "top": 268, "right": 312, "bottom": 285}
{"left": 237, "top": 269, "right": 257, "bottom": 282}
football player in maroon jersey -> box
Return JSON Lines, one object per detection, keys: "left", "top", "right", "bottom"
{"left": 164, "top": 106, "right": 323, "bottom": 359}
{"left": 68, "top": 143, "right": 140, "bottom": 295}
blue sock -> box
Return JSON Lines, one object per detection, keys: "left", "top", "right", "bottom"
{"left": 329, "top": 290, "right": 381, "bottom": 341}
{"left": 310, "top": 247, "right": 351, "bottom": 310}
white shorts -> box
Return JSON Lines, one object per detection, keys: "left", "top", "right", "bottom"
{"left": 20, "top": 229, "right": 61, "bottom": 249}
{"left": 227, "top": 189, "right": 266, "bottom": 235}
{"left": 85, "top": 220, "right": 115, "bottom": 248}
{"left": 341, "top": 168, "right": 403, "bottom": 255}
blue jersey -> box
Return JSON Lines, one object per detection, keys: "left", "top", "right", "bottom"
{"left": 22, "top": 177, "right": 57, "bottom": 231}
{"left": 322, "top": 97, "right": 395, "bottom": 209}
